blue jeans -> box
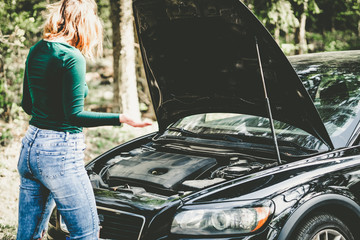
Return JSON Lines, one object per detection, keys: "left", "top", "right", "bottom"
{"left": 17, "top": 125, "right": 99, "bottom": 239}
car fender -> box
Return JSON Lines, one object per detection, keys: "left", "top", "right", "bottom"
{"left": 277, "top": 193, "right": 360, "bottom": 240}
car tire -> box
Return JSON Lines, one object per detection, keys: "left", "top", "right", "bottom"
{"left": 292, "top": 212, "right": 355, "bottom": 240}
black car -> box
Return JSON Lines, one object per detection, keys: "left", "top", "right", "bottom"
{"left": 48, "top": 0, "right": 360, "bottom": 239}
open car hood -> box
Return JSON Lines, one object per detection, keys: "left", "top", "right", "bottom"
{"left": 133, "top": 0, "right": 333, "bottom": 149}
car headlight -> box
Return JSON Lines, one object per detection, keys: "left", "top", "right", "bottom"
{"left": 171, "top": 200, "right": 273, "bottom": 236}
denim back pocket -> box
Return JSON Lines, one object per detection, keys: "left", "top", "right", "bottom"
{"left": 36, "top": 150, "right": 66, "bottom": 178}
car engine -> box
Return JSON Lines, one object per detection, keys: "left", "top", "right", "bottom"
{"left": 89, "top": 143, "right": 276, "bottom": 196}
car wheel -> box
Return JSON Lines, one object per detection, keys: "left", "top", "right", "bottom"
{"left": 292, "top": 213, "right": 355, "bottom": 240}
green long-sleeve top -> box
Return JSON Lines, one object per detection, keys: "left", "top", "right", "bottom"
{"left": 21, "top": 40, "right": 121, "bottom": 133}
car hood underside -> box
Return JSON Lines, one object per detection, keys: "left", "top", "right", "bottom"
{"left": 133, "top": 0, "right": 333, "bottom": 148}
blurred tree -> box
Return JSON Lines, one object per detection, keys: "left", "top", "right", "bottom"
{"left": 266, "top": 0, "right": 299, "bottom": 44}
{"left": 109, "top": 0, "right": 154, "bottom": 119}
{"left": 119, "top": 0, "right": 141, "bottom": 121}
{"left": 341, "top": 0, "right": 360, "bottom": 37}
{"left": 358, "top": 0, "right": 360, "bottom": 37}
{"left": 315, "top": 0, "right": 344, "bottom": 33}
{"left": 304, "top": 0, "right": 360, "bottom": 52}
{"left": 110, "top": 0, "right": 141, "bottom": 120}
{"left": 109, "top": 0, "right": 122, "bottom": 112}
{"left": 243, "top": 0, "right": 298, "bottom": 54}
{"left": 291, "top": 0, "right": 320, "bottom": 54}
{"left": 313, "top": 0, "right": 357, "bottom": 33}
{"left": 134, "top": 34, "right": 156, "bottom": 120}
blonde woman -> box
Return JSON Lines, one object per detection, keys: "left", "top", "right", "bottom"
{"left": 17, "top": 0, "right": 151, "bottom": 239}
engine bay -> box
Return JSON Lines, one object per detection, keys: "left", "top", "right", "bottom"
{"left": 106, "top": 151, "right": 217, "bottom": 191}
{"left": 88, "top": 139, "right": 279, "bottom": 198}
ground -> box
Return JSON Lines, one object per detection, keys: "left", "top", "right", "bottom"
{"left": 0, "top": 120, "right": 26, "bottom": 239}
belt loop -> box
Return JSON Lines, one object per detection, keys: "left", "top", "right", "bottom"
{"left": 31, "top": 127, "right": 40, "bottom": 142}
{"left": 65, "top": 132, "right": 69, "bottom": 141}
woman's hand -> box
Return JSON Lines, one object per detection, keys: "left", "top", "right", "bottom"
{"left": 119, "top": 114, "right": 152, "bottom": 128}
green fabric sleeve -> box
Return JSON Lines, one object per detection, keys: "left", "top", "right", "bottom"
{"left": 61, "top": 54, "right": 121, "bottom": 127}
{"left": 21, "top": 60, "right": 32, "bottom": 115}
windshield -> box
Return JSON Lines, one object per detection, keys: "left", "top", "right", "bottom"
{"left": 167, "top": 113, "right": 327, "bottom": 153}
{"left": 292, "top": 54, "right": 360, "bottom": 148}
{"left": 163, "top": 53, "right": 360, "bottom": 153}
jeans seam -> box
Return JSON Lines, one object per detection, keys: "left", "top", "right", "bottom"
{"left": 73, "top": 142, "right": 98, "bottom": 239}
{"left": 79, "top": 173, "right": 98, "bottom": 238}
{"left": 27, "top": 127, "right": 40, "bottom": 176}
{"left": 32, "top": 193, "right": 51, "bottom": 240}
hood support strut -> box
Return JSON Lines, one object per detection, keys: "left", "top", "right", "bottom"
{"left": 255, "top": 37, "right": 282, "bottom": 165}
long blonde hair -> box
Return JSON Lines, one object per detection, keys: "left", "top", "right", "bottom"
{"left": 43, "top": 0, "right": 103, "bottom": 59}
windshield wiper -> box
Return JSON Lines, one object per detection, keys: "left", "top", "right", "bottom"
{"left": 275, "top": 139, "right": 319, "bottom": 154}
{"left": 167, "top": 127, "right": 200, "bottom": 137}
{"left": 165, "top": 128, "right": 317, "bottom": 152}
{"left": 165, "top": 127, "right": 244, "bottom": 143}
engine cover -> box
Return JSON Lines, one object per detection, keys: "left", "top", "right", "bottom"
{"left": 106, "top": 151, "right": 217, "bottom": 191}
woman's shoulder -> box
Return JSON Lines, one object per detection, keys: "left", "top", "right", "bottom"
{"left": 40, "top": 39, "right": 83, "bottom": 60}
{"left": 50, "top": 41, "right": 85, "bottom": 67}
{"left": 28, "top": 39, "right": 85, "bottom": 69}
{"left": 60, "top": 46, "right": 85, "bottom": 63}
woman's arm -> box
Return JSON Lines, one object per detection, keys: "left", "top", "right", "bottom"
{"left": 62, "top": 53, "right": 151, "bottom": 128}
{"left": 62, "top": 54, "right": 121, "bottom": 127}
{"left": 21, "top": 66, "right": 33, "bottom": 115}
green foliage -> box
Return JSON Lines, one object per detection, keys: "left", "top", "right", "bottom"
{"left": 0, "top": 223, "right": 16, "bottom": 240}
{"left": 340, "top": 0, "right": 360, "bottom": 18}
{"left": 292, "top": 0, "right": 321, "bottom": 15}
{"left": 86, "top": 127, "right": 123, "bottom": 157}
{"left": 266, "top": 0, "right": 299, "bottom": 33}
{"left": 307, "top": 30, "right": 360, "bottom": 52}
{"left": 280, "top": 43, "right": 298, "bottom": 55}
{"left": 338, "top": 0, "right": 360, "bottom": 36}
{"left": 0, "top": 0, "right": 45, "bottom": 122}
{"left": 83, "top": 123, "right": 157, "bottom": 162}
{"left": 0, "top": 127, "right": 13, "bottom": 147}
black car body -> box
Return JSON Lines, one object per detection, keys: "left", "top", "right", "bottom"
{"left": 48, "top": 0, "right": 360, "bottom": 239}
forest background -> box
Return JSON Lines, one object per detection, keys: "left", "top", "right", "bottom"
{"left": 0, "top": 0, "right": 360, "bottom": 239}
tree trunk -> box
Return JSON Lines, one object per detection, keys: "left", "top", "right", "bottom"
{"left": 298, "top": 0, "right": 308, "bottom": 54}
{"left": 135, "top": 40, "right": 156, "bottom": 120}
{"left": 119, "top": 0, "right": 141, "bottom": 121}
{"left": 274, "top": 24, "right": 280, "bottom": 44}
{"left": 285, "top": 31, "right": 290, "bottom": 43}
{"left": 109, "top": 0, "right": 122, "bottom": 112}
{"left": 358, "top": 0, "right": 360, "bottom": 38}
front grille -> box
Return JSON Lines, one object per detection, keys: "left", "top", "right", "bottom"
{"left": 97, "top": 206, "right": 145, "bottom": 240}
